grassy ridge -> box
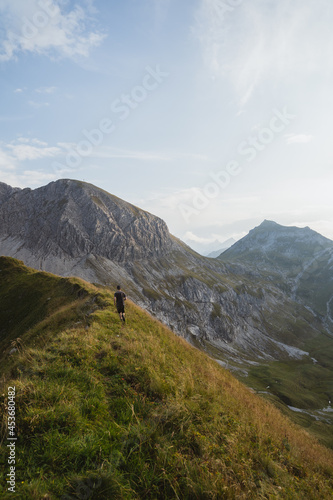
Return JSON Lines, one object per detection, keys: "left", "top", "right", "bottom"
{"left": 0, "top": 259, "right": 333, "bottom": 499}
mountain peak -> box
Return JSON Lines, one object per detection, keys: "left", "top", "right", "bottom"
{"left": 0, "top": 179, "right": 177, "bottom": 265}
{"left": 220, "top": 219, "right": 333, "bottom": 269}
{"left": 259, "top": 219, "right": 280, "bottom": 229}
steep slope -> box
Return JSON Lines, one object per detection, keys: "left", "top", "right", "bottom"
{"left": 1, "top": 258, "right": 333, "bottom": 499}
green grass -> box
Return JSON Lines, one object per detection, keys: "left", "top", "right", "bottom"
{"left": 244, "top": 355, "right": 333, "bottom": 448}
{"left": 0, "top": 258, "right": 333, "bottom": 499}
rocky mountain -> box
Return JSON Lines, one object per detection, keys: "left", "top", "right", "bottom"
{"left": 219, "top": 220, "right": 333, "bottom": 328}
{"left": 0, "top": 180, "right": 331, "bottom": 370}
{"left": 0, "top": 179, "right": 176, "bottom": 263}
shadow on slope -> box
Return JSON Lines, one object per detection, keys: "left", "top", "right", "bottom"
{"left": 0, "top": 256, "right": 102, "bottom": 373}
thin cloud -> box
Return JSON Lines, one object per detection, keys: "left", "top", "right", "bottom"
{"left": 285, "top": 134, "right": 314, "bottom": 144}
{"left": 28, "top": 101, "right": 50, "bottom": 109}
{"left": 0, "top": 114, "right": 33, "bottom": 122}
{"left": 0, "top": 148, "right": 16, "bottom": 170}
{"left": 183, "top": 231, "right": 214, "bottom": 244}
{"left": 0, "top": 0, "right": 106, "bottom": 62}
{"left": 5, "top": 138, "right": 62, "bottom": 161}
{"left": 91, "top": 147, "right": 171, "bottom": 162}
{"left": 0, "top": 169, "right": 57, "bottom": 188}
{"left": 194, "top": 0, "right": 333, "bottom": 109}
{"left": 17, "top": 137, "right": 48, "bottom": 146}
{"left": 35, "top": 86, "right": 57, "bottom": 94}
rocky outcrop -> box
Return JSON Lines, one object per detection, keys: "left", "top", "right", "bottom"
{"left": 0, "top": 182, "right": 21, "bottom": 205}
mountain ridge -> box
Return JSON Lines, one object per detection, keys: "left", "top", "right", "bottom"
{"left": 1, "top": 179, "right": 332, "bottom": 440}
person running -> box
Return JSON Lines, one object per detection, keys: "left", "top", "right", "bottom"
{"left": 114, "top": 285, "right": 127, "bottom": 322}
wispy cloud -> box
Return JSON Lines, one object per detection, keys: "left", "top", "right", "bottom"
{"left": 90, "top": 147, "right": 211, "bottom": 163}
{"left": 285, "top": 134, "right": 313, "bottom": 144}
{"left": 0, "top": 138, "right": 64, "bottom": 187}
{"left": 0, "top": 149, "right": 16, "bottom": 170}
{"left": 0, "top": 0, "right": 106, "bottom": 62}
{"left": 35, "top": 86, "right": 57, "bottom": 94}
{"left": 0, "top": 114, "right": 33, "bottom": 122}
{"left": 0, "top": 169, "right": 57, "bottom": 188}
{"left": 91, "top": 147, "right": 172, "bottom": 162}
{"left": 28, "top": 100, "right": 50, "bottom": 109}
{"left": 3, "top": 138, "right": 62, "bottom": 161}
{"left": 183, "top": 231, "right": 215, "bottom": 244}
{"left": 17, "top": 137, "right": 48, "bottom": 146}
{"left": 194, "top": 0, "right": 333, "bottom": 109}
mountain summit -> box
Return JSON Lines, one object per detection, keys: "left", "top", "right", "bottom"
{"left": 0, "top": 179, "right": 178, "bottom": 276}
{"left": 220, "top": 220, "right": 333, "bottom": 322}
{"left": 221, "top": 220, "right": 333, "bottom": 265}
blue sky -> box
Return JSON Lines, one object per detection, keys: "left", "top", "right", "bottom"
{"left": 1, "top": 0, "right": 333, "bottom": 251}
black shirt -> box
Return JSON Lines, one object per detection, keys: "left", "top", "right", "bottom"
{"left": 114, "top": 291, "right": 126, "bottom": 307}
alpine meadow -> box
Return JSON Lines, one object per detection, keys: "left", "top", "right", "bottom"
{"left": 0, "top": 256, "right": 333, "bottom": 499}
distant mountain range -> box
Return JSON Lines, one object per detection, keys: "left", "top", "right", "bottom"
{"left": 205, "top": 238, "right": 237, "bottom": 258}
{"left": 184, "top": 237, "right": 236, "bottom": 257}
{"left": 1, "top": 179, "right": 332, "bottom": 426}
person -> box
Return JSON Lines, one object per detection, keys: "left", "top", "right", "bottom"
{"left": 114, "top": 285, "right": 127, "bottom": 322}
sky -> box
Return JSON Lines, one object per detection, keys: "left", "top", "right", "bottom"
{"left": 1, "top": 0, "right": 333, "bottom": 253}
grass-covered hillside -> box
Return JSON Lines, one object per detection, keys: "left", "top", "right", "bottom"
{"left": 0, "top": 258, "right": 333, "bottom": 499}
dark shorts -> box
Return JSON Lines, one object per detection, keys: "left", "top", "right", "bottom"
{"left": 117, "top": 305, "right": 125, "bottom": 314}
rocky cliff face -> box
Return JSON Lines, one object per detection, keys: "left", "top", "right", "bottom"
{"left": 0, "top": 180, "right": 330, "bottom": 370}
{"left": 0, "top": 182, "right": 21, "bottom": 204}
{"left": 0, "top": 179, "right": 176, "bottom": 262}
